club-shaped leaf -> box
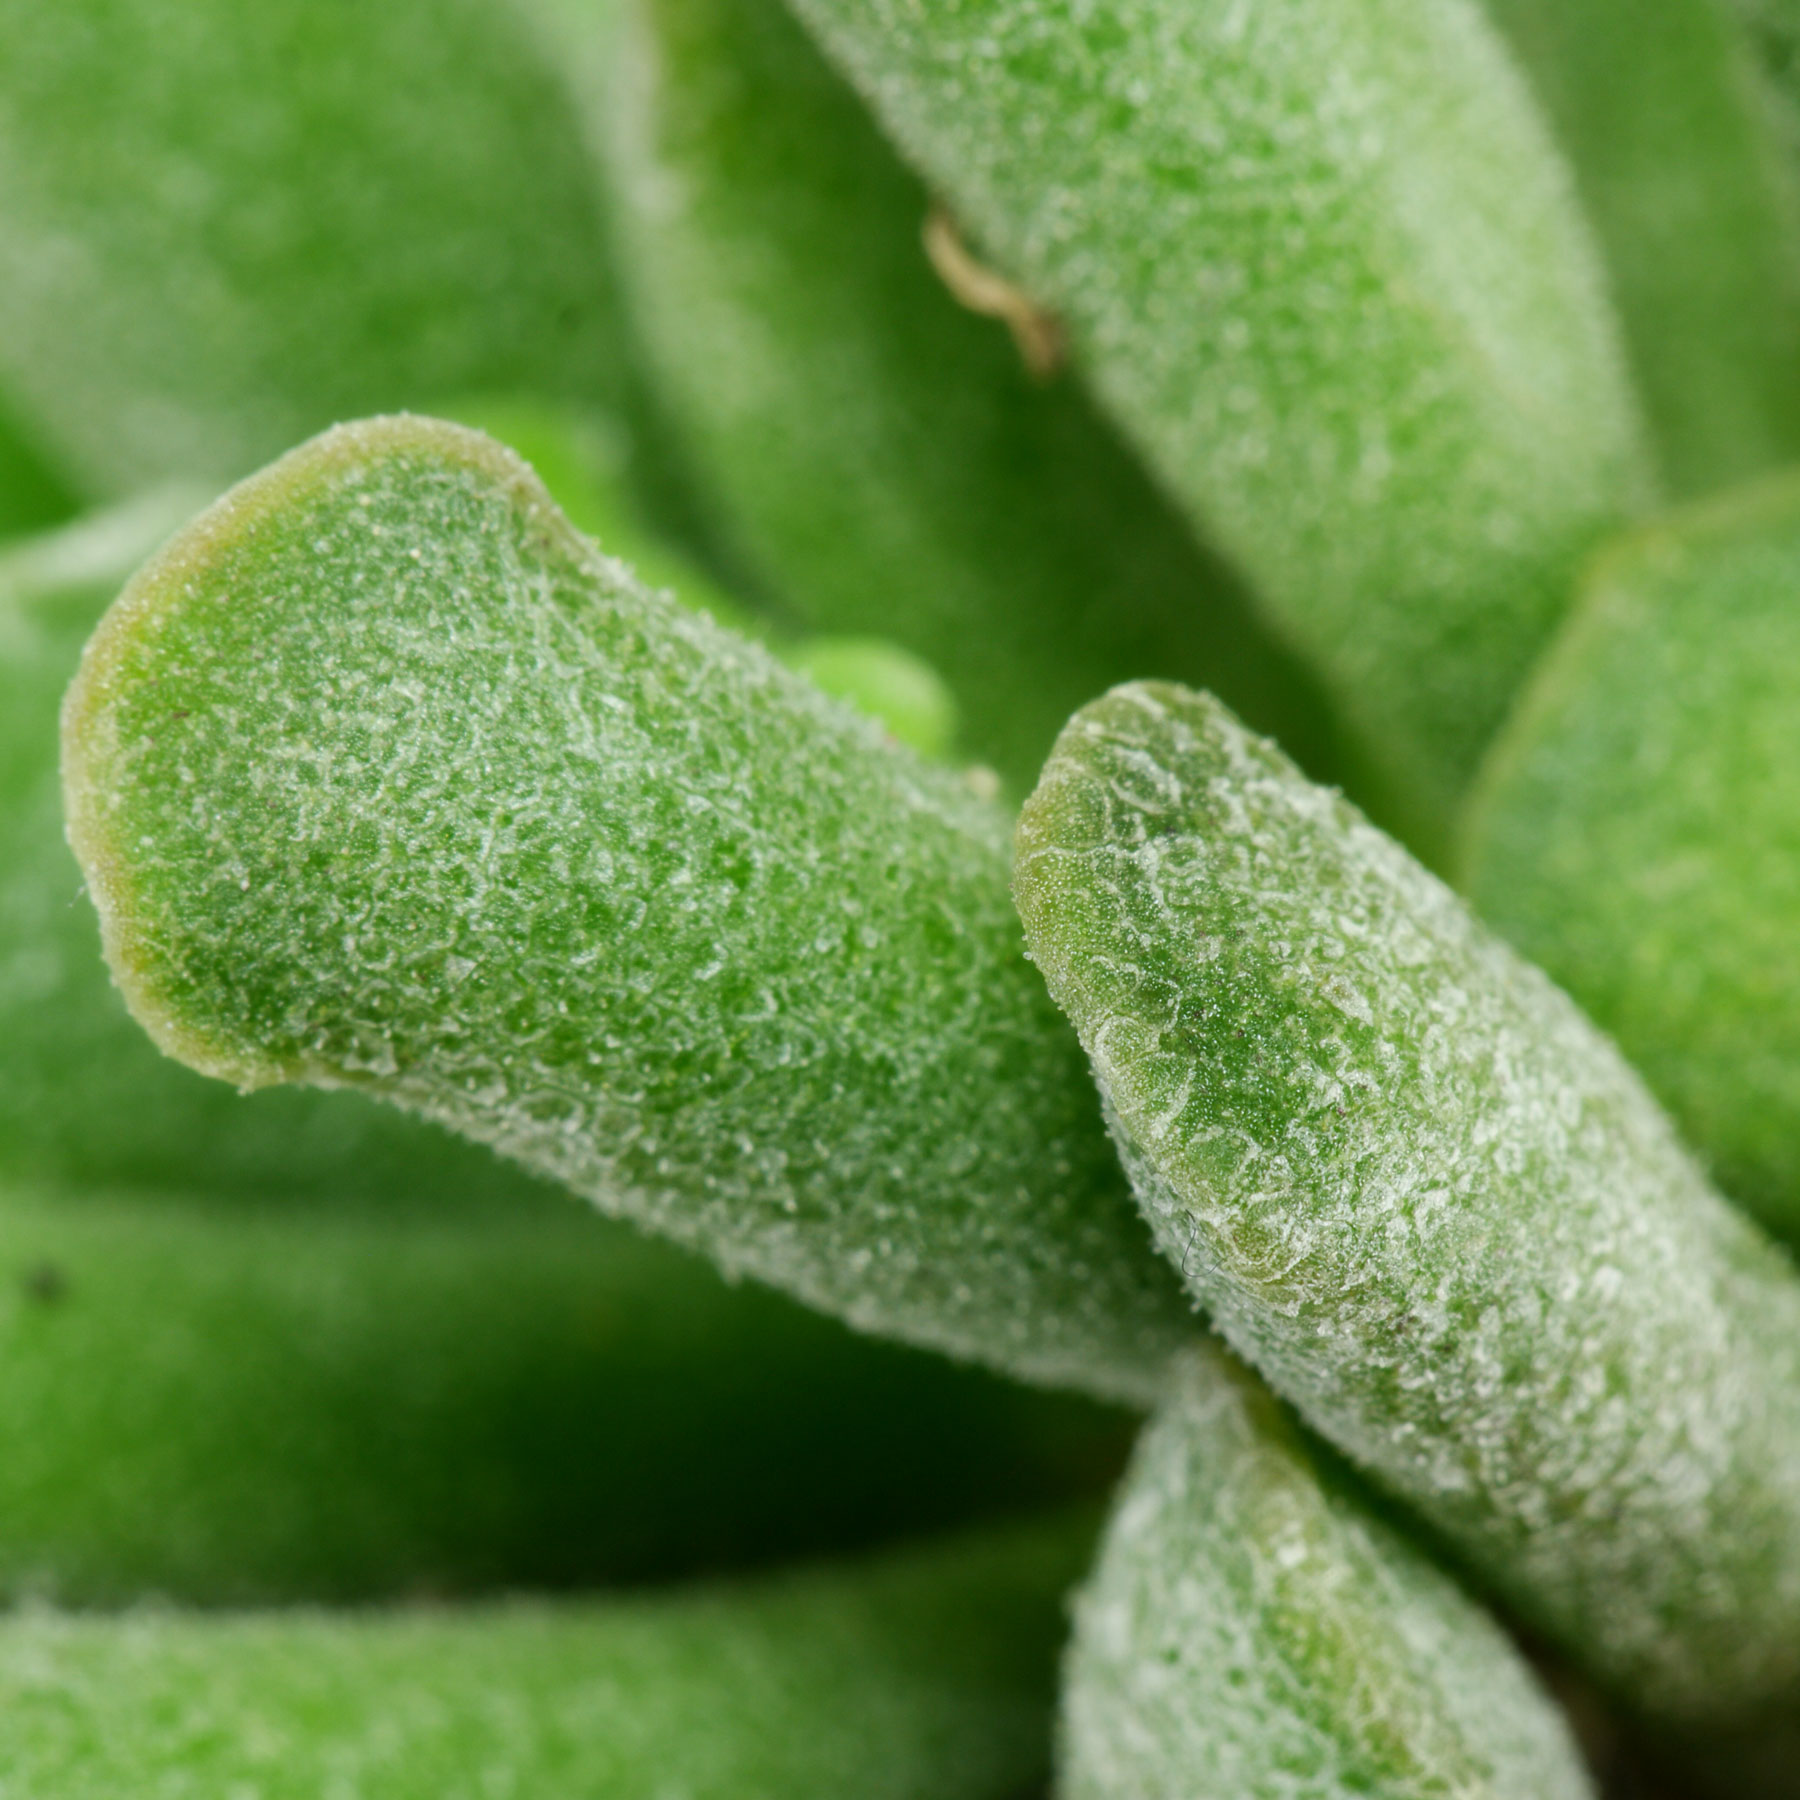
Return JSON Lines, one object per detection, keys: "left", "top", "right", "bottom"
{"left": 2, "top": 491, "right": 1129, "bottom": 1601}
{"left": 0, "top": 1511, "right": 1091, "bottom": 1799}
{"left": 780, "top": 0, "right": 1655, "bottom": 852}
{"left": 1464, "top": 473, "right": 1800, "bottom": 1240}
{"left": 1063, "top": 1346, "right": 1593, "bottom": 1800}
{"left": 61, "top": 415, "right": 1196, "bottom": 1405}
{"left": 1725, "top": 0, "right": 1800, "bottom": 168}
{"left": 1016, "top": 681, "right": 1800, "bottom": 1724}
{"left": 0, "top": 493, "right": 572, "bottom": 1205}
{"left": 600, "top": 0, "right": 1346, "bottom": 797}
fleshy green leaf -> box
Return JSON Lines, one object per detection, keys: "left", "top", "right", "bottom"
{"left": 0, "top": 0, "right": 628, "bottom": 496}
{"left": 1483, "top": 0, "right": 1800, "bottom": 496}
{"left": 783, "top": 0, "right": 1656, "bottom": 850}
{"left": 1015, "top": 680, "right": 1800, "bottom": 1724}
{"left": 1464, "top": 472, "right": 1800, "bottom": 1239}
{"left": 61, "top": 415, "right": 1196, "bottom": 1405}
{"left": 0, "top": 1176, "right": 1124, "bottom": 1603}
{"left": 0, "top": 1511, "right": 1091, "bottom": 1799}
{"left": 2, "top": 494, "right": 1132, "bottom": 1602}
{"left": 601, "top": 0, "right": 1348, "bottom": 796}
{"left": 0, "top": 492, "right": 594, "bottom": 1206}
{"left": 1063, "top": 1346, "right": 1593, "bottom": 1800}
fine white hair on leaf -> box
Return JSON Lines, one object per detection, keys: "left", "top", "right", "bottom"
{"left": 1016, "top": 678, "right": 1800, "bottom": 1724}
{"left": 62, "top": 415, "right": 1197, "bottom": 1409}
{"left": 1062, "top": 1344, "right": 1595, "bottom": 1800}
{"left": 786, "top": 0, "right": 1655, "bottom": 847}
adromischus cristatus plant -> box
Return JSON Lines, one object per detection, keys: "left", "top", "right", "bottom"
{"left": 7, "top": 0, "right": 1800, "bottom": 1791}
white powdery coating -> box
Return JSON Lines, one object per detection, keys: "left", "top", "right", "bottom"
{"left": 65, "top": 418, "right": 1195, "bottom": 1408}
{"left": 1016, "top": 681, "right": 1800, "bottom": 1722}
{"left": 599, "top": 0, "right": 1337, "bottom": 797}
{"left": 1063, "top": 1346, "right": 1593, "bottom": 1800}
{"left": 784, "top": 0, "right": 1653, "bottom": 834}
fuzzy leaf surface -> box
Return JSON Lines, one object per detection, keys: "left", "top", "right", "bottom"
{"left": 785, "top": 0, "right": 1655, "bottom": 843}
{"left": 1017, "top": 681, "right": 1800, "bottom": 1722}
{"left": 1064, "top": 1346, "right": 1593, "bottom": 1800}
{"left": 63, "top": 416, "right": 1195, "bottom": 1405}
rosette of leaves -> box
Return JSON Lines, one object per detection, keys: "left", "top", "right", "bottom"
{"left": 17, "top": 0, "right": 1800, "bottom": 1790}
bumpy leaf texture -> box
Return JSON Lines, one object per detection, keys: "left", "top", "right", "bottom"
{"left": 1064, "top": 1346, "right": 1593, "bottom": 1800}
{"left": 1017, "top": 681, "right": 1800, "bottom": 1724}
{"left": 782, "top": 0, "right": 1656, "bottom": 849}
{"left": 62, "top": 416, "right": 1196, "bottom": 1405}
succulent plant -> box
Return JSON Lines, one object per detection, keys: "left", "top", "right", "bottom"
{"left": 6, "top": 0, "right": 1800, "bottom": 1791}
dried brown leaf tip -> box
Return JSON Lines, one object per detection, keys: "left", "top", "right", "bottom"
{"left": 922, "top": 208, "right": 1065, "bottom": 380}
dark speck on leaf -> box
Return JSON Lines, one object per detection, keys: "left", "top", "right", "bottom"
{"left": 22, "top": 1262, "right": 68, "bottom": 1305}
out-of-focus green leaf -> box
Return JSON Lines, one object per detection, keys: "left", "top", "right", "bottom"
{"left": 1484, "top": 0, "right": 1800, "bottom": 497}
{"left": 0, "top": 0, "right": 628, "bottom": 497}
{"left": 784, "top": 638, "right": 959, "bottom": 762}
{"left": 0, "top": 1175, "right": 1127, "bottom": 1604}
{"left": 0, "top": 391, "right": 76, "bottom": 544}
{"left": 0, "top": 1511, "right": 1092, "bottom": 1798}
{"left": 1465, "top": 473, "right": 1800, "bottom": 1240}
